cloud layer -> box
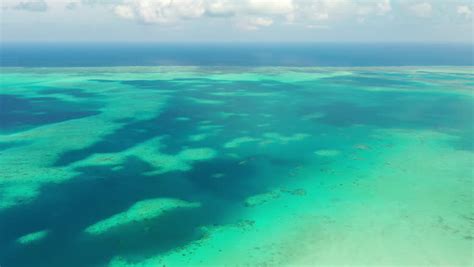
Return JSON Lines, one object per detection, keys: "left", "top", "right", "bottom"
{"left": 13, "top": 0, "right": 48, "bottom": 12}
{"left": 3, "top": 0, "right": 473, "bottom": 29}
{"left": 1, "top": 0, "right": 472, "bottom": 42}
{"left": 104, "top": 0, "right": 473, "bottom": 31}
{"left": 110, "top": 0, "right": 389, "bottom": 28}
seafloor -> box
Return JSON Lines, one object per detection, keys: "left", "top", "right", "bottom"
{"left": 0, "top": 67, "right": 472, "bottom": 266}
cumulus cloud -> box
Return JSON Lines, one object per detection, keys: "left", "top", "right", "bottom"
{"left": 13, "top": 0, "right": 48, "bottom": 12}
{"left": 376, "top": 0, "right": 391, "bottom": 15}
{"left": 205, "top": 0, "right": 236, "bottom": 17}
{"left": 112, "top": 0, "right": 295, "bottom": 29}
{"left": 65, "top": 2, "right": 79, "bottom": 10}
{"left": 114, "top": 0, "right": 206, "bottom": 24}
{"left": 245, "top": 0, "right": 294, "bottom": 15}
{"left": 457, "top": 5, "right": 472, "bottom": 19}
{"left": 409, "top": 2, "right": 432, "bottom": 18}
{"left": 240, "top": 0, "right": 293, "bottom": 29}
{"left": 351, "top": 0, "right": 391, "bottom": 23}
{"left": 109, "top": 0, "right": 396, "bottom": 30}
{"left": 81, "top": 0, "right": 118, "bottom": 5}
{"left": 114, "top": 5, "right": 135, "bottom": 19}
{"left": 298, "top": 1, "right": 335, "bottom": 22}
{"left": 291, "top": 0, "right": 391, "bottom": 25}
{"left": 236, "top": 16, "right": 273, "bottom": 31}
{"left": 306, "top": 24, "right": 330, "bottom": 29}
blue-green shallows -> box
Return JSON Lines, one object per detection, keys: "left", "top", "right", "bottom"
{"left": 0, "top": 67, "right": 473, "bottom": 266}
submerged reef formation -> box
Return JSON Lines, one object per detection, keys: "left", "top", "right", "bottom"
{"left": 16, "top": 230, "right": 49, "bottom": 245}
{"left": 314, "top": 149, "right": 341, "bottom": 157}
{"left": 0, "top": 67, "right": 473, "bottom": 267}
{"left": 85, "top": 198, "right": 201, "bottom": 235}
{"left": 244, "top": 188, "right": 307, "bottom": 207}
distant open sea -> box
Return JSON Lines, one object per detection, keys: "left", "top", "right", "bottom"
{"left": 1, "top": 43, "right": 473, "bottom": 67}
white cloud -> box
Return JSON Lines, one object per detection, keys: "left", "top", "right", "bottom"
{"left": 65, "top": 1, "right": 79, "bottom": 10}
{"left": 357, "top": 6, "right": 374, "bottom": 16}
{"left": 457, "top": 5, "right": 472, "bottom": 19}
{"left": 114, "top": 5, "right": 135, "bottom": 20}
{"left": 306, "top": 24, "right": 330, "bottom": 29}
{"left": 13, "top": 0, "right": 48, "bottom": 12}
{"left": 253, "top": 17, "right": 273, "bottom": 26}
{"left": 236, "top": 16, "right": 273, "bottom": 31}
{"left": 352, "top": 0, "right": 391, "bottom": 23}
{"left": 314, "top": 12, "right": 329, "bottom": 20}
{"left": 376, "top": 0, "right": 391, "bottom": 15}
{"left": 245, "top": 0, "right": 294, "bottom": 15}
{"left": 206, "top": 0, "right": 236, "bottom": 17}
{"left": 115, "top": 0, "right": 206, "bottom": 24}
{"left": 2, "top": 0, "right": 473, "bottom": 42}
{"left": 111, "top": 0, "right": 295, "bottom": 29}
{"left": 239, "top": 0, "right": 294, "bottom": 29}
{"left": 409, "top": 2, "right": 432, "bottom": 18}
{"left": 107, "top": 0, "right": 396, "bottom": 30}
{"left": 293, "top": 0, "right": 347, "bottom": 23}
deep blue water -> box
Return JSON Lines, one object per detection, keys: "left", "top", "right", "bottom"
{"left": 1, "top": 43, "right": 473, "bottom": 67}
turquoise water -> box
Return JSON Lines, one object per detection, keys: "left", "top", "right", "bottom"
{"left": 0, "top": 67, "right": 473, "bottom": 266}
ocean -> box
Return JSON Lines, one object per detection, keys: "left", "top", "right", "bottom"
{"left": 0, "top": 44, "right": 473, "bottom": 267}
{"left": 1, "top": 43, "right": 473, "bottom": 67}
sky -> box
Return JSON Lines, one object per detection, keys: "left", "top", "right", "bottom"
{"left": 1, "top": 0, "right": 473, "bottom": 43}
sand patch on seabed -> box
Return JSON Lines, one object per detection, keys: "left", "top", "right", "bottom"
{"left": 223, "top": 133, "right": 311, "bottom": 149}
{"left": 314, "top": 149, "right": 341, "bottom": 157}
{"left": 274, "top": 129, "right": 474, "bottom": 266}
{"left": 188, "top": 121, "right": 225, "bottom": 142}
{"left": 2, "top": 67, "right": 350, "bottom": 88}
{"left": 223, "top": 137, "right": 260, "bottom": 149}
{"left": 187, "top": 97, "right": 225, "bottom": 105}
{"left": 262, "top": 132, "right": 311, "bottom": 144}
{"left": 188, "top": 133, "right": 209, "bottom": 142}
{"left": 3, "top": 66, "right": 471, "bottom": 85}
{"left": 210, "top": 91, "right": 280, "bottom": 98}
{"left": 244, "top": 188, "right": 307, "bottom": 207}
{"left": 72, "top": 136, "right": 217, "bottom": 175}
{"left": 301, "top": 112, "right": 325, "bottom": 120}
{"left": 203, "top": 69, "right": 353, "bottom": 83}
{"left": 16, "top": 230, "right": 49, "bottom": 245}
{"left": 85, "top": 198, "right": 201, "bottom": 235}
{"left": 219, "top": 112, "right": 250, "bottom": 119}
{"left": 341, "top": 69, "right": 474, "bottom": 96}
{"left": 106, "top": 128, "right": 473, "bottom": 267}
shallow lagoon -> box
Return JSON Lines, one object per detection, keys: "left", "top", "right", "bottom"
{"left": 0, "top": 67, "right": 473, "bottom": 266}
